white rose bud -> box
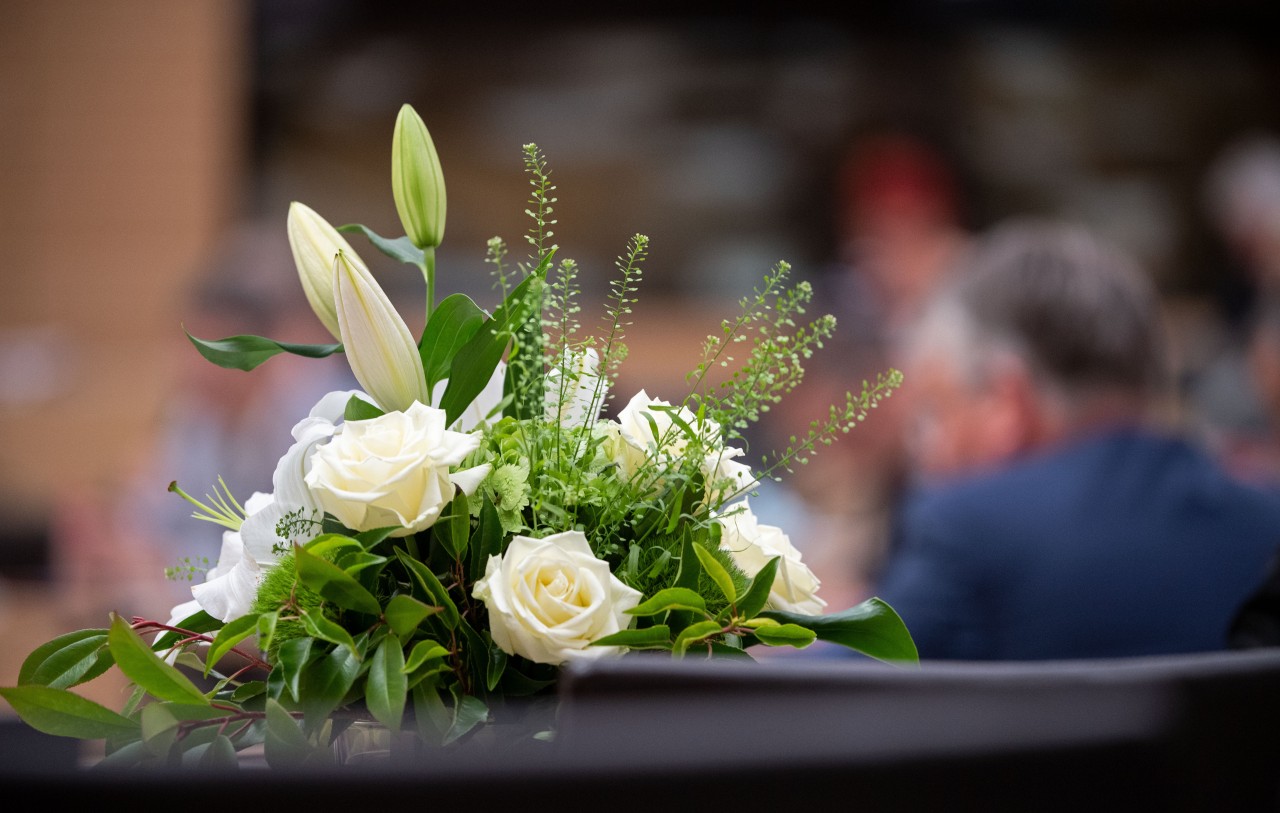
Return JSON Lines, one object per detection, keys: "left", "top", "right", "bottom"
{"left": 607, "top": 390, "right": 717, "bottom": 481}
{"left": 392, "top": 103, "right": 446, "bottom": 250}
{"left": 334, "top": 250, "right": 432, "bottom": 413}
{"left": 304, "top": 401, "right": 488, "bottom": 536}
{"left": 473, "top": 530, "right": 642, "bottom": 665}
{"left": 717, "top": 499, "right": 826, "bottom": 616}
{"left": 286, "top": 201, "right": 361, "bottom": 341}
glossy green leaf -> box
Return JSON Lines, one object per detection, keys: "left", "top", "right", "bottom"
{"left": 707, "top": 641, "right": 756, "bottom": 659}
{"left": 673, "top": 620, "right": 724, "bottom": 656}
{"left": 386, "top": 594, "right": 441, "bottom": 639}
{"left": 419, "top": 293, "right": 486, "bottom": 390}
{"left": 589, "top": 625, "right": 672, "bottom": 649}
{"left": 469, "top": 496, "right": 504, "bottom": 583}
{"left": 367, "top": 636, "right": 408, "bottom": 733}
{"left": 276, "top": 637, "right": 314, "bottom": 702}
{"left": 442, "top": 491, "right": 471, "bottom": 560}
{"left": 397, "top": 549, "right": 459, "bottom": 628}
{"left": 185, "top": 330, "right": 341, "bottom": 372}
{"left": 263, "top": 697, "right": 325, "bottom": 768}
{"left": 300, "top": 609, "right": 361, "bottom": 659}
{"left": 297, "top": 646, "right": 361, "bottom": 725}
{"left": 735, "top": 556, "right": 780, "bottom": 620}
{"left": 0, "top": 686, "right": 139, "bottom": 739}
{"left": 444, "top": 689, "right": 489, "bottom": 745}
{"left": 192, "top": 733, "right": 239, "bottom": 769}
{"left": 412, "top": 683, "right": 449, "bottom": 745}
{"left": 693, "top": 544, "right": 737, "bottom": 606}
{"left": 19, "top": 630, "right": 112, "bottom": 689}
{"left": 438, "top": 256, "right": 551, "bottom": 426}
{"left": 256, "top": 611, "right": 279, "bottom": 655}
{"left": 752, "top": 623, "right": 817, "bottom": 648}
{"left": 338, "top": 223, "right": 425, "bottom": 266}
{"left": 403, "top": 640, "right": 451, "bottom": 674}
{"left": 107, "top": 614, "right": 209, "bottom": 705}
{"left": 205, "top": 613, "right": 260, "bottom": 678}
{"left": 485, "top": 643, "right": 507, "bottom": 692}
{"left": 627, "top": 588, "right": 708, "bottom": 618}
{"left": 760, "top": 597, "right": 919, "bottom": 664}
{"left": 152, "top": 610, "right": 221, "bottom": 652}
{"left": 295, "top": 544, "right": 382, "bottom": 617}
{"left": 140, "top": 702, "right": 180, "bottom": 757}
{"left": 344, "top": 393, "right": 385, "bottom": 422}
{"left": 304, "top": 533, "right": 366, "bottom": 558}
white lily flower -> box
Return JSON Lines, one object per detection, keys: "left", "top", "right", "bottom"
{"left": 333, "top": 250, "right": 431, "bottom": 412}
{"left": 286, "top": 201, "right": 363, "bottom": 341}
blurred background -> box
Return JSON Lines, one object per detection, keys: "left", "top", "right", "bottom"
{"left": 2, "top": 0, "right": 1279, "bottom": 702}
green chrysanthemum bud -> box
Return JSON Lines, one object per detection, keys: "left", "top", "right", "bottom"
{"left": 392, "top": 103, "right": 446, "bottom": 250}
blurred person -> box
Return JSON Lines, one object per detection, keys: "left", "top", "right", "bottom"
{"left": 869, "top": 218, "right": 1280, "bottom": 660}
{"left": 1186, "top": 134, "right": 1280, "bottom": 485}
{"left": 777, "top": 130, "right": 974, "bottom": 610}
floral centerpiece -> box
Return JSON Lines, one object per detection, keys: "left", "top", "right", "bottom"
{"left": 0, "top": 104, "right": 912, "bottom": 768}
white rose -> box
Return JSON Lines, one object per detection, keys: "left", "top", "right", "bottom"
{"left": 703, "top": 446, "right": 759, "bottom": 508}
{"left": 473, "top": 530, "right": 642, "bottom": 665}
{"left": 717, "top": 499, "right": 826, "bottom": 616}
{"left": 607, "top": 389, "right": 718, "bottom": 481}
{"left": 304, "top": 401, "right": 489, "bottom": 536}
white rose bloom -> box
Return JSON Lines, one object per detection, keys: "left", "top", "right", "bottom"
{"left": 473, "top": 530, "right": 642, "bottom": 665}
{"left": 703, "top": 446, "right": 759, "bottom": 507}
{"left": 607, "top": 390, "right": 718, "bottom": 481}
{"left": 304, "top": 400, "right": 489, "bottom": 536}
{"left": 544, "top": 348, "right": 607, "bottom": 427}
{"left": 717, "top": 499, "right": 826, "bottom": 616}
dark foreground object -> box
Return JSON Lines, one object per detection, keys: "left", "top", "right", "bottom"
{"left": 3, "top": 648, "right": 1278, "bottom": 812}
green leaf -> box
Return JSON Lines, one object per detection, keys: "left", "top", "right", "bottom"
{"left": 626, "top": 588, "right": 707, "bottom": 617}
{"left": 589, "top": 626, "right": 672, "bottom": 649}
{"left": 195, "top": 733, "right": 239, "bottom": 769}
{"left": 385, "top": 594, "right": 441, "bottom": 639}
{"left": 673, "top": 620, "right": 724, "bottom": 656}
{"left": 444, "top": 491, "right": 471, "bottom": 560}
{"left": 295, "top": 544, "right": 382, "bottom": 616}
{"left": 256, "top": 611, "right": 279, "bottom": 655}
{"left": 263, "top": 697, "right": 326, "bottom": 768}
{"left": 297, "top": 646, "right": 361, "bottom": 725}
{"left": 185, "top": 330, "right": 341, "bottom": 372}
{"left": 300, "top": 608, "right": 361, "bottom": 659}
{"left": 752, "top": 623, "right": 817, "bottom": 648}
{"left": 276, "top": 637, "right": 314, "bottom": 702}
{"left": 438, "top": 258, "right": 550, "bottom": 426}
{"left": 205, "top": 613, "right": 260, "bottom": 678}
{"left": 486, "top": 644, "right": 507, "bottom": 692}
{"left": 469, "top": 496, "right": 504, "bottom": 583}
{"left": 396, "top": 549, "right": 460, "bottom": 628}
{"left": 0, "top": 686, "right": 139, "bottom": 739}
{"left": 107, "top": 614, "right": 209, "bottom": 705}
{"left": 412, "top": 683, "right": 449, "bottom": 745}
{"left": 693, "top": 544, "right": 737, "bottom": 606}
{"left": 419, "top": 293, "right": 486, "bottom": 391}
{"left": 344, "top": 393, "right": 384, "bottom": 422}
{"left": 152, "top": 610, "right": 221, "bottom": 652}
{"left": 403, "top": 640, "right": 451, "bottom": 674}
{"left": 140, "top": 702, "right": 181, "bottom": 757}
{"left": 19, "top": 630, "right": 112, "bottom": 689}
{"left": 735, "top": 556, "right": 780, "bottom": 620}
{"left": 444, "top": 689, "right": 489, "bottom": 745}
{"left": 760, "top": 597, "right": 919, "bottom": 664}
{"left": 338, "top": 223, "right": 425, "bottom": 266}
{"left": 366, "top": 637, "right": 407, "bottom": 733}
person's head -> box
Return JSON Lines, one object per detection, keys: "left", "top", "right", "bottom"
{"left": 900, "top": 218, "right": 1170, "bottom": 480}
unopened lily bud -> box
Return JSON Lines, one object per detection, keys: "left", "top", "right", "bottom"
{"left": 391, "top": 103, "right": 446, "bottom": 249}
{"left": 287, "top": 201, "right": 363, "bottom": 341}
{"left": 334, "top": 250, "right": 431, "bottom": 412}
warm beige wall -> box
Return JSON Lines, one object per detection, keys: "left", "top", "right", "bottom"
{"left": 0, "top": 0, "right": 249, "bottom": 526}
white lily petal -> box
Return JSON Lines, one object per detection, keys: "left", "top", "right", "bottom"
{"left": 334, "top": 251, "right": 431, "bottom": 412}
{"left": 287, "top": 201, "right": 360, "bottom": 341}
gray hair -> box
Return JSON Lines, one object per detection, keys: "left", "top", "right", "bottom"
{"left": 908, "top": 218, "right": 1169, "bottom": 405}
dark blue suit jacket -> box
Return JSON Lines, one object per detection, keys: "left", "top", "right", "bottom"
{"left": 874, "top": 427, "right": 1280, "bottom": 660}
